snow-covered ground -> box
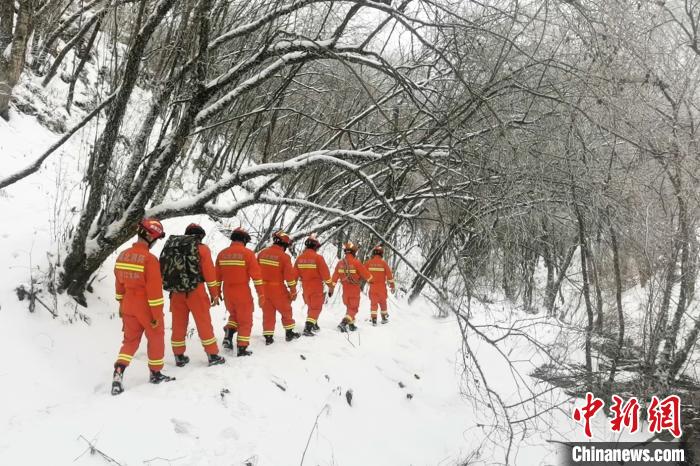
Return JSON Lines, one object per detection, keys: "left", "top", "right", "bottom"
{"left": 1, "top": 91, "right": 650, "bottom": 465}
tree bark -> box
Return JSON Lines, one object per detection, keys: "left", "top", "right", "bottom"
{"left": 59, "top": 0, "right": 177, "bottom": 300}
{"left": 0, "top": 0, "right": 33, "bottom": 121}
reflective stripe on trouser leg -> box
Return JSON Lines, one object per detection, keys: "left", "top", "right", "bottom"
{"left": 170, "top": 293, "right": 190, "bottom": 355}
{"left": 116, "top": 314, "right": 145, "bottom": 367}
{"left": 304, "top": 289, "right": 324, "bottom": 323}
{"left": 188, "top": 290, "right": 218, "bottom": 354}
{"left": 139, "top": 311, "right": 165, "bottom": 371}
{"left": 227, "top": 285, "right": 254, "bottom": 347}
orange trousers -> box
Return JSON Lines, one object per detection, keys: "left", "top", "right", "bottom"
{"left": 341, "top": 284, "right": 361, "bottom": 323}
{"left": 223, "top": 284, "right": 254, "bottom": 347}
{"left": 369, "top": 286, "right": 388, "bottom": 315}
{"left": 303, "top": 283, "right": 325, "bottom": 324}
{"left": 262, "top": 283, "right": 295, "bottom": 335}
{"left": 115, "top": 307, "right": 165, "bottom": 371}
{"left": 170, "top": 285, "right": 218, "bottom": 355}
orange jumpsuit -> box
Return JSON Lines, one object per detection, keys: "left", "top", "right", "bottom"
{"left": 365, "top": 256, "right": 395, "bottom": 317}
{"left": 169, "top": 244, "right": 221, "bottom": 356}
{"left": 294, "top": 248, "right": 332, "bottom": 326}
{"left": 114, "top": 242, "right": 166, "bottom": 371}
{"left": 331, "top": 253, "right": 373, "bottom": 323}
{"left": 216, "top": 242, "right": 264, "bottom": 348}
{"left": 258, "top": 244, "right": 297, "bottom": 335}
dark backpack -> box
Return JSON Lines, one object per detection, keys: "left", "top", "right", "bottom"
{"left": 159, "top": 235, "right": 204, "bottom": 292}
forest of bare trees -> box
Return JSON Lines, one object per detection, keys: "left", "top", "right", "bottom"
{"left": 4, "top": 0, "right": 700, "bottom": 459}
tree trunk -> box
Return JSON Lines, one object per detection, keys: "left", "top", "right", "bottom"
{"left": 603, "top": 223, "right": 624, "bottom": 398}
{"left": 0, "top": 0, "right": 33, "bottom": 121}
{"left": 576, "top": 208, "right": 595, "bottom": 391}
{"left": 545, "top": 244, "right": 576, "bottom": 316}
{"left": 59, "top": 0, "right": 177, "bottom": 300}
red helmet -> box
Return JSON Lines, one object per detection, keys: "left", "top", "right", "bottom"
{"left": 372, "top": 245, "right": 384, "bottom": 256}
{"left": 343, "top": 241, "right": 359, "bottom": 254}
{"left": 185, "top": 223, "right": 206, "bottom": 238}
{"left": 137, "top": 218, "right": 165, "bottom": 242}
{"left": 230, "top": 227, "right": 251, "bottom": 244}
{"left": 305, "top": 234, "right": 321, "bottom": 250}
{"left": 272, "top": 230, "right": 292, "bottom": 247}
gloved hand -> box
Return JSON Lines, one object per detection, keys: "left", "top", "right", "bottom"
{"left": 211, "top": 295, "right": 221, "bottom": 306}
{"left": 290, "top": 290, "right": 298, "bottom": 302}
{"left": 391, "top": 287, "right": 396, "bottom": 295}
{"left": 258, "top": 295, "right": 266, "bottom": 308}
{"left": 327, "top": 286, "right": 334, "bottom": 298}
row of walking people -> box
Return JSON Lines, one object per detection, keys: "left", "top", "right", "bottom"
{"left": 110, "top": 218, "right": 396, "bottom": 395}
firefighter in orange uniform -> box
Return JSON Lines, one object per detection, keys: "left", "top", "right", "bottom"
{"left": 365, "top": 245, "right": 396, "bottom": 325}
{"left": 257, "top": 231, "right": 300, "bottom": 344}
{"left": 111, "top": 218, "right": 173, "bottom": 396}
{"left": 216, "top": 227, "right": 264, "bottom": 357}
{"left": 169, "top": 224, "right": 225, "bottom": 367}
{"left": 294, "top": 234, "right": 334, "bottom": 336}
{"left": 331, "top": 241, "right": 373, "bottom": 332}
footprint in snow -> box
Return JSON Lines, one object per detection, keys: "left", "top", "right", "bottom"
{"left": 219, "top": 426, "right": 239, "bottom": 440}
{"left": 171, "top": 418, "right": 194, "bottom": 435}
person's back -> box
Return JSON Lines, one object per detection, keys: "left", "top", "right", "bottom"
{"left": 168, "top": 224, "right": 225, "bottom": 368}
{"left": 257, "top": 231, "right": 300, "bottom": 343}
{"left": 365, "top": 246, "right": 395, "bottom": 324}
{"left": 111, "top": 218, "right": 172, "bottom": 396}
{"left": 216, "top": 227, "right": 264, "bottom": 356}
{"left": 331, "top": 242, "right": 372, "bottom": 332}
{"left": 294, "top": 235, "right": 333, "bottom": 335}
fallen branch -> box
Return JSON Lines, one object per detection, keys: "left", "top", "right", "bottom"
{"left": 75, "top": 435, "right": 123, "bottom": 465}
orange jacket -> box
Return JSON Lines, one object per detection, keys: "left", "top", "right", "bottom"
{"left": 294, "top": 248, "right": 332, "bottom": 289}
{"left": 195, "top": 243, "right": 220, "bottom": 298}
{"left": 365, "top": 256, "right": 395, "bottom": 291}
{"left": 331, "top": 253, "right": 373, "bottom": 286}
{"left": 115, "top": 242, "right": 164, "bottom": 317}
{"left": 216, "top": 242, "right": 264, "bottom": 297}
{"left": 257, "top": 244, "right": 297, "bottom": 291}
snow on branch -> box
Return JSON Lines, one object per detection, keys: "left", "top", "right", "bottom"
{"left": 147, "top": 148, "right": 409, "bottom": 219}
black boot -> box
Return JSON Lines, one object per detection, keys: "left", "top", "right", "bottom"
{"left": 149, "top": 370, "right": 175, "bottom": 384}
{"left": 111, "top": 364, "right": 126, "bottom": 396}
{"left": 222, "top": 327, "right": 236, "bottom": 349}
{"left": 265, "top": 335, "right": 274, "bottom": 345}
{"left": 208, "top": 353, "right": 226, "bottom": 366}
{"left": 174, "top": 354, "right": 190, "bottom": 367}
{"left": 237, "top": 346, "right": 253, "bottom": 357}
{"left": 286, "top": 328, "right": 301, "bottom": 341}
{"left": 348, "top": 322, "right": 357, "bottom": 332}
{"left": 338, "top": 318, "right": 348, "bottom": 333}
{"left": 381, "top": 314, "right": 389, "bottom": 324}
{"left": 302, "top": 322, "right": 315, "bottom": 337}
{"left": 312, "top": 323, "right": 320, "bottom": 332}
{"left": 371, "top": 317, "right": 378, "bottom": 326}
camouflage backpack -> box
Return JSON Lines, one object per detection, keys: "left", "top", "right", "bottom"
{"left": 159, "top": 235, "right": 204, "bottom": 292}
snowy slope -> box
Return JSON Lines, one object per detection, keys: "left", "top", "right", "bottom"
{"left": 0, "top": 95, "right": 609, "bottom": 466}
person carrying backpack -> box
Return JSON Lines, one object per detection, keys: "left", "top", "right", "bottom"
{"left": 165, "top": 224, "right": 225, "bottom": 367}
{"left": 294, "top": 234, "right": 334, "bottom": 336}
{"left": 216, "top": 227, "right": 264, "bottom": 356}
{"left": 331, "top": 241, "right": 373, "bottom": 332}
{"left": 257, "top": 231, "right": 300, "bottom": 344}
{"left": 364, "top": 245, "right": 396, "bottom": 325}
{"left": 111, "top": 218, "right": 173, "bottom": 395}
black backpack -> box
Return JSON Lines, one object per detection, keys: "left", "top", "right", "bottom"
{"left": 159, "top": 235, "right": 204, "bottom": 292}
